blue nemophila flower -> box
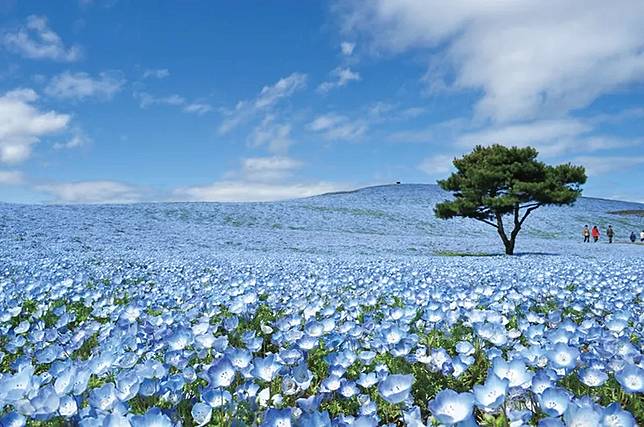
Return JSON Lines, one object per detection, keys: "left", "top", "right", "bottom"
{"left": 601, "top": 402, "right": 636, "bottom": 427}
{"left": 428, "top": 389, "right": 474, "bottom": 424}
{"left": 531, "top": 370, "right": 554, "bottom": 394}
{"left": 58, "top": 394, "right": 78, "bottom": 417}
{"left": 492, "top": 358, "right": 533, "bottom": 388}
{"left": 546, "top": 343, "right": 579, "bottom": 371}
{"left": 473, "top": 373, "right": 508, "bottom": 410}
{"left": 298, "top": 410, "right": 332, "bottom": 427}
{"left": 292, "top": 363, "right": 313, "bottom": 390}
{"left": 357, "top": 372, "right": 378, "bottom": 389}
{"left": 102, "top": 414, "right": 131, "bottom": 427}
{"left": 130, "top": 408, "right": 174, "bottom": 427}
{"left": 319, "top": 374, "right": 342, "bottom": 393}
{"left": 562, "top": 403, "right": 602, "bottom": 426}
{"left": 0, "top": 412, "right": 26, "bottom": 427}
{"left": 538, "top": 417, "right": 564, "bottom": 427}
{"left": 227, "top": 348, "right": 252, "bottom": 370}
{"left": 252, "top": 355, "right": 281, "bottom": 382}
{"left": 378, "top": 374, "right": 414, "bottom": 404}
{"left": 615, "top": 364, "right": 643, "bottom": 394}
{"left": 578, "top": 368, "right": 608, "bottom": 387}
{"left": 261, "top": 408, "right": 292, "bottom": 427}
{"left": 191, "top": 402, "right": 212, "bottom": 426}
{"left": 202, "top": 387, "right": 232, "bottom": 408}
{"left": 89, "top": 382, "right": 119, "bottom": 411}
{"left": 0, "top": 364, "right": 34, "bottom": 403}
{"left": 538, "top": 387, "right": 570, "bottom": 417}
{"left": 207, "top": 357, "right": 236, "bottom": 387}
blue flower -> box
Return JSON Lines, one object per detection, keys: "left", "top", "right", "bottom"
{"left": 207, "top": 357, "right": 236, "bottom": 387}
{"left": 601, "top": 402, "right": 636, "bottom": 427}
{"left": 130, "top": 408, "right": 174, "bottom": 427}
{"left": 578, "top": 368, "right": 608, "bottom": 387}
{"left": 261, "top": 408, "right": 292, "bottom": 427}
{"left": 537, "top": 387, "right": 570, "bottom": 417}
{"left": 252, "top": 355, "right": 281, "bottom": 382}
{"left": 562, "top": 403, "right": 602, "bottom": 426}
{"left": 428, "top": 389, "right": 474, "bottom": 424}
{"left": 546, "top": 343, "right": 579, "bottom": 371}
{"left": 202, "top": 387, "right": 232, "bottom": 408}
{"left": 615, "top": 364, "right": 643, "bottom": 394}
{"left": 88, "top": 382, "right": 118, "bottom": 411}
{"left": 0, "top": 412, "right": 25, "bottom": 427}
{"left": 492, "top": 358, "right": 533, "bottom": 388}
{"left": 473, "top": 373, "right": 508, "bottom": 410}
{"left": 378, "top": 374, "right": 414, "bottom": 404}
{"left": 191, "top": 402, "right": 212, "bottom": 426}
{"left": 297, "top": 410, "right": 332, "bottom": 427}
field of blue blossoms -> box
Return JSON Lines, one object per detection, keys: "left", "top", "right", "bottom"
{"left": 0, "top": 185, "right": 643, "bottom": 426}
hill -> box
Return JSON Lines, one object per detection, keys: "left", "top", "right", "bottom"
{"left": 0, "top": 184, "right": 642, "bottom": 261}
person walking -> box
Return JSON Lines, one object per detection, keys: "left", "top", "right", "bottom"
{"left": 606, "top": 225, "right": 615, "bottom": 244}
{"left": 592, "top": 226, "right": 600, "bottom": 242}
{"left": 630, "top": 231, "right": 637, "bottom": 243}
{"left": 640, "top": 230, "right": 644, "bottom": 242}
{"left": 582, "top": 225, "right": 590, "bottom": 243}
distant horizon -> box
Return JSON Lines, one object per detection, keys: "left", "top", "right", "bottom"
{"left": 1, "top": 2, "right": 643, "bottom": 204}
{"left": 1, "top": 182, "right": 643, "bottom": 206}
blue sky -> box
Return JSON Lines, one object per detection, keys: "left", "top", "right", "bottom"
{"left": 1, "top": 0, "right": 643, "bottom": 203}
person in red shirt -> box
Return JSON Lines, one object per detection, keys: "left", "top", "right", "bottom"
{"left": 591, "top": 225, "right": 600, "bottom": 242}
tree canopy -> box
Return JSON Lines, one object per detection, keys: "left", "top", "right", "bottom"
{"left": 434, "top": 144, "right": 587, "bottom": 255}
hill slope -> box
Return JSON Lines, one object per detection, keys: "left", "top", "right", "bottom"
{"left": 0, "top": 184, "right": 642, "bottom": 261}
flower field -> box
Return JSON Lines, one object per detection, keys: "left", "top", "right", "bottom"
{"left": 0, "top": 185, "right": 642, "bottom": 426}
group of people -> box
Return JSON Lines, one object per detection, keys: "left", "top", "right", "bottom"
{"left": 582, "top": 225, "right": 644, "bottom": 243}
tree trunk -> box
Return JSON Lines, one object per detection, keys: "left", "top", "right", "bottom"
{"left": 504, "top": 238, "right": 515, "bottom": 255}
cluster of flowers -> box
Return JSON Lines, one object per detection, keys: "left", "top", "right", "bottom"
{"left": 0, "top": 253, "right": 642, "bottom": 426}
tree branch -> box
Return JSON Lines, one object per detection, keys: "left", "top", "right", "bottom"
{"left": 519, "top": 204, "right": 542, "bottom": 226}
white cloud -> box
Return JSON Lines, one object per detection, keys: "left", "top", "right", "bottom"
{"left": 0, "top": 170, "right": 24, "bottom": 185}
{"left": 249, "top": 115, "right": 294, "bottom": 153}
{"left": 37, "top": 180, "right": 142, "bottom": 203}
{"left": 317, "top": 67, "right": 361, "bottom": 93}
{"left": 53, "top": 129, "right": 89, "bottom": 150}
{"left": 0, "top": 88, "right": 70, "bottom": 163}
{"left": 254, "top": 73, "right": 307, "bottom": 109}
{"left": 3, "top": 15, "right": 81, "bottom": 62}
{"left": 574, "top": 156, "right": 644, "bottom": 176}
{"left": 135, "top": 92, "right": 212, "bottom": 115}
{"left": 341, "top": 41, "right": 355, "bottom": 56}
{"left": 338, "top": 1, "right": 644, "bottom": 122}
{"left": 418, "top": 154, "right": 455, "bottom": 176}
{"left": 173, "top": 181, "right": 342, "bottom": 202}
{"left": 219, "top": 72, "right": 307, "bottom": 134}
{"left": 241, "top": 156, "right": 302, "bottom": 182}
{"left": 143, "top": 68, "right": 170, "bottom": 79}
{"left": 455, "top": 118, "right": 636, "bottom": 157}
{"left": 308, "top": 113, "right": 366, "bottom": 141}
{"left": 45, "top": 71, "right": 125, "bottom": 100}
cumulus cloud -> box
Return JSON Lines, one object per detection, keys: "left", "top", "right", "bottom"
{"left": 573, "top": 156, "right": 644, "bottom": 176}
{"left": 134, "top": 92, "right": 212, "bottom": 115}
{"left": 45, "top": 71, "right": 125, "bottom": 100}
{"left": 219, "top": 72, "right": 307, "bottom": 134}
{"left": 340, "top": 41, "right": 355, "bottom": 56}
{"left": 173, "top": 181, "right": 342, "bottom": 202}
{"left": 36, "top": 180, "right": 142, "bottom": 203}
{"left": 317, "top": 67, "right": 361, "bottom": 93}
{"left": 308, "top": 113, "right": 366, "bottom": 141}
{"left": 3, "top": 15, "right": 81, "bottom": 62}
{"left": 0, "top": 170, "right": 24, "bottom": 185}
{"left": 241, "top": 156, "right": 302, "bottom": 182}
{"left": 142, "top": 68, "right": 170, "bottom": 79}
{"left": 53, "top": 129, "right": 89, "bottom": 150}
{"left": 338, "top": 0, "right": 644, "bottom": 122}
{"left": 248, "top": 115, "right": 294, "bottom": 153}
{"left": 455, "top": 118, "right": 635, "bottom": 157}
{"left": 0, "top": 88, "right": 70, "bottom": 163}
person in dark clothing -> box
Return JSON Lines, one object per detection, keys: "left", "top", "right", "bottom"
{"left": 582, "top": 225, "right": 590, "bottom": 243}
{"left": 606, "top": 225, "right": 614, "bottom": 244}
{"left": 591, "top": 226, "right": 600, "bottom": 242}
{"left": 631, "top": 232, "right": 637, "bottom": 243}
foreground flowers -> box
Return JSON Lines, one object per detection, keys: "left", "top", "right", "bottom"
{"left": 0, "top": 253, "right": 642, "bottom": 425}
